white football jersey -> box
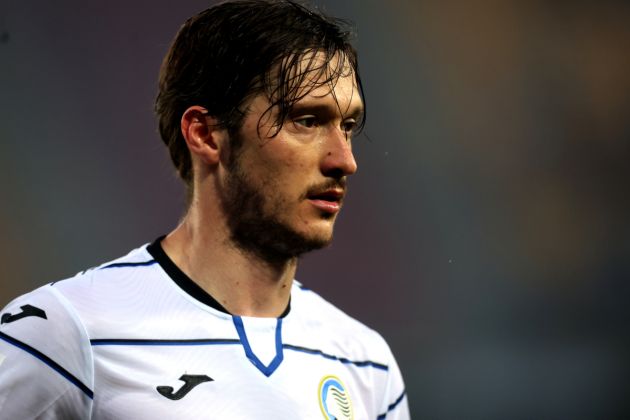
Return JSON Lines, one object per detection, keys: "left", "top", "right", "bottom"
{"left": 0, "top": 239, "right": 409, "bottom": 419}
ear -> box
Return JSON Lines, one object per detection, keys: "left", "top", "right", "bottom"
{"left": 181, "top": 105, "right": 227, "bottom": 166}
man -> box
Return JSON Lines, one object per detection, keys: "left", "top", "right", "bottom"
{"left": 0, "top": 1, "right": 409, "bottom": 418}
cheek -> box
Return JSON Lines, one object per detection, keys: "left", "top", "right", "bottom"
{"left": 254, "top": 141, "right": 321, "bottom": 197}
{"left": 259, "top": 147, "right": 305, "bottom": 180}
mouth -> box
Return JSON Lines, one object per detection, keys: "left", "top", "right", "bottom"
{"left": 306, "top": 189, "right": 344, "bottom": 214}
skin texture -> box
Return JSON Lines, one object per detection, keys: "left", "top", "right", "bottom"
{"left": 162, "top": 55, "right": 363, "bottom": 317}
{"left": 221, "top": 76, "right": 362, "bottom": 263}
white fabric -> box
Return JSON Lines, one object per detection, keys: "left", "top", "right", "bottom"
{"left": 0, "top": 243, "right": 409, "bottom": 419}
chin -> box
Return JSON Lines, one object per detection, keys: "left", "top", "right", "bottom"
{"left": 230, "top": 216, "right": 334, "bottom": 262}
{"left": 305, "top": 230, "right": 334, "bottom": 247}
{"left": 297, "top": 218, "right": 336, "bottom": 242}
{"left": 300, "top": 230, "right": 335, "bottom": 252}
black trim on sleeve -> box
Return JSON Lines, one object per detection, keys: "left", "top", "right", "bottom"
{"left": 376, "top": 389, "right": 407, "bottom": 419}
{"left": 147, "top": 236, "right": 291, "bottom": 317}
{"left": 0, "top": 331, "right": 94, "bottom": 399}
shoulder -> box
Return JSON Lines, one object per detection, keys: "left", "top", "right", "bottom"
{"left": 2, "top": 242, "right": 160, "bottom": 344}
{"left": 290, "top": 282, "right": 394, "bottom": 366}
{"left": 0, "top": 283, "right": 95, "bottom": 416}
{"left": 0, "top": 241, "right": 154, "bottom": 348}
{"left": 50, "top": 242, "right": 156, "bottom": 296}
{"left": 0, "top": 242, "right": 157, "bottom": 417}
{"left": 1, "top": 283, "right": 90, "bottom": 363}
{"left": 45, "top": 242, "right": 171, "bottom": 338}
{"left": 289, "top": 282, "right": 410, "bottom": 418}
{"left": 55, "top": 241, "right": 156, "bottom": 289}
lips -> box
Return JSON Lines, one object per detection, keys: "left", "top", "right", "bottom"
{"left": 307, "top": 189, "right": 344, "bottom": 213}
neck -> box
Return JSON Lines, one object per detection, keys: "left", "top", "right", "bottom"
{"left": 161, "top": 203, "right": 297, "bottom": 318}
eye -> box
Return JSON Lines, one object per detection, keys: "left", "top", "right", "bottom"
{"left": 293, "top": 116, "right": 318, "bottom": 128}
{"left": 341, "top": 119, "right": 358, "bottom": 134}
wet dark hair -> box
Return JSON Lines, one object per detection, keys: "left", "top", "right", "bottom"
{"left": 155, "top": 0, "right": 365, "bottom": 200}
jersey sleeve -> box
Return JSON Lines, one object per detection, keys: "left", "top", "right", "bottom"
{"left": 378, "top": 344, "right": 410, "bottom": 420}
{"left": 0, "top": 285, "right": 94, "bottom": 419}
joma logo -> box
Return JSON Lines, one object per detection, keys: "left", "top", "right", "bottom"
{"left": 157, "top": 374, "right": 213, "bottom": 400}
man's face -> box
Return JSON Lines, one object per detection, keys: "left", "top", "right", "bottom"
{"left": 219, "top": 57, "right": 363, "bottom": 262}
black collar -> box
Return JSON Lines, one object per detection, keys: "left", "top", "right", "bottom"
{"left": 147, "top": 236, "right": 291, "bottom": 318}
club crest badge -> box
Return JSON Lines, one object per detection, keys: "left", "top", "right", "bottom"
{"left": 318, "top": 375, "right": 353, "bottom": 420}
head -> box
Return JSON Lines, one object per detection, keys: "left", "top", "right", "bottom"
{"left": 155, "top": 0, "right": 365, "bottom": 262}
{"left": 156, "top": 0, "right": 364, "bottom": 199}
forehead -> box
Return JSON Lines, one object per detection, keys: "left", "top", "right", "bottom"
{"left": 262, "top": 50, "right": 358, "bottom": 102}
{"left": 273, "top": 50, "right": 363, "bottom": 113}
{"left": 292, "top": 73, "right": 363, "bottom": 117}
{"left": 243, "top": 50, "right": 364, "bottom": 134}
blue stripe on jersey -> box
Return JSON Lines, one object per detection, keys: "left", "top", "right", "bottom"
{"left": 90, "top": 338, "right": 387, "bottom": 371}
{"left": 232, "top": 316, "right": 284, "bottom": 377}
{"left": 376, "top": 389, "right": 407, "bottom": 419}
{"left": 90, "top": 338, "right": 240, "bottom": 346}
{"left": 0, "top": 331, "right": 94, "bottom": 399}
{"left": 283, "top": 344, "right": 389, "bottom": 371}
{"left": 99, "top": 260, "right": 157, "bottom": 270}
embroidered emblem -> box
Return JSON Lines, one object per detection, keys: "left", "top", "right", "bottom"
{"left": 318, "top": 375, "right": 353, "bottom": 419}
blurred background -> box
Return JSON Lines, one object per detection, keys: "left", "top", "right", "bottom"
{"left": 1, "top": 0, "right": 629, "bottom": 418}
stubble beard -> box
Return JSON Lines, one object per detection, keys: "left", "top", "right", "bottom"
{"left": 220, "top": 150, "right": 333, "bottom": 265}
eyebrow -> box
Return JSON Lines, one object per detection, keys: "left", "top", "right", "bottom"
{"left": 289, "top": 102, "right": 364, "bottom": 119}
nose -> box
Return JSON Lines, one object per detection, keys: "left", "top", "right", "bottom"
{"left": 320, "top": 128, "right": 358, "bottom": 178}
